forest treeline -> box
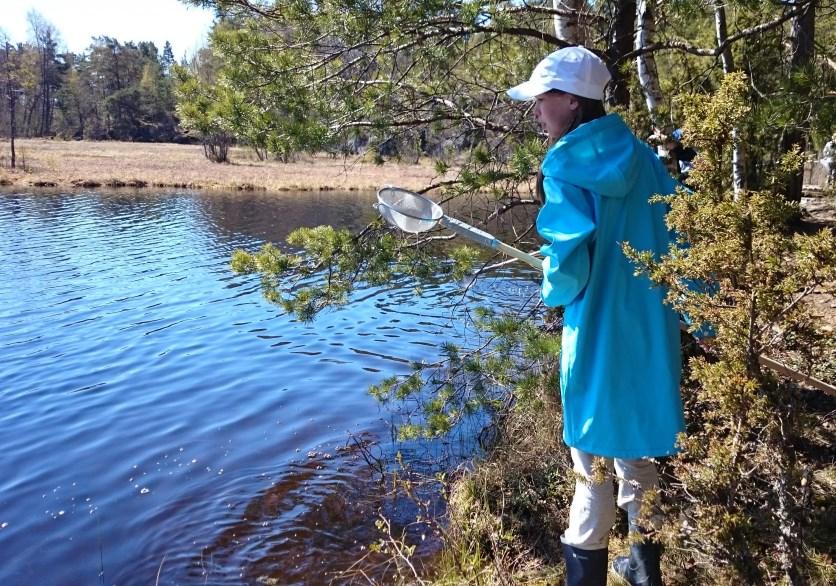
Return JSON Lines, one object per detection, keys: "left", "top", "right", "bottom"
{"left": 0, "top": 11, "right": 192, "bottom": 143}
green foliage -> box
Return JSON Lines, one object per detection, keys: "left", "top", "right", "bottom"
{"left": 623, "top": 73, "right": 836, "bottom": 584}
{"left": 173, "top": 62, "right": 235, "bottom": 161}
{"left": 232, "top": 225, "right": 401, "bottom": 321}
{"left": 448, "top": 245, "right": 481, "bottom": 280}
{"left": 367, "top": 305, "right": 560, "bottom": 448}
{"left": 508, "top": 138, "right": 547, "bottom": 182}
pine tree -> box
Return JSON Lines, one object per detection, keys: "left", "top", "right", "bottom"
{"left": 160, "top": 41, "right": 175, "bottom": 77}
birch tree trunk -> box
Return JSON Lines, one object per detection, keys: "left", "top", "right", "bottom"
{"left": 635, "top": 0, "right": 664, "bottom": 130}
{"left": 552, "top": 0, "right": 582, "bottom": 44}
{"left": 714, "top": 1, "right": 745, "bottom": 195}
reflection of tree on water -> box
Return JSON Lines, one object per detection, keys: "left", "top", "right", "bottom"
{"left": 190, "top": 191, "right": 380, "bottom": 247}
{"left": 190, "top": 434, "right": 444, "bottom": 585}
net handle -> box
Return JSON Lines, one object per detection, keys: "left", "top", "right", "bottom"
{"left": 439, "top": 217, "right": 542, "bottom": 269}
{"left": 377, "top": 186, "right": 542, "bottom": 269}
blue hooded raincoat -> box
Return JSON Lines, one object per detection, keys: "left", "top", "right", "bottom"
{"left": 537, "top": 113, "right": 684, "bottom": 459}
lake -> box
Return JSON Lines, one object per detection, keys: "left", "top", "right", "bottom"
{"left": 0, "top": 189, "right": 538, "bottom": 585}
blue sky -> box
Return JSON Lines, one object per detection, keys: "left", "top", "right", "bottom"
{"left": 0, "top": 0, "right": 215, "bottom": 57}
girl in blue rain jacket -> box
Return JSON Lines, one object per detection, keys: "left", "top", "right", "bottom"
{"left": 508, "top": 46, "right": 681, "bottom": 586}
{"left": 538, "top": 112, "right": 684, "bottom": 460}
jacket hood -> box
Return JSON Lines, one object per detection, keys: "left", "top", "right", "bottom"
{"left": 541, "top": 113, "right": 643, "bottom": 198}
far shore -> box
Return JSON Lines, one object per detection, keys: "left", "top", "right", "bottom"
{"left": 0, "top": 139, "right": 455, "bottom": 193}
{"left": 2, "top": 138, "right": 834, "bottom": 331}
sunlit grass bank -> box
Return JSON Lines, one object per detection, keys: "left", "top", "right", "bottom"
{"left": 0, "top": 139, "right": 452, "bottom": 192}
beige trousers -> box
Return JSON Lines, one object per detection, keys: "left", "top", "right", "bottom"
{"left": 560, "top": 447, "right": 660, "bottom": 550}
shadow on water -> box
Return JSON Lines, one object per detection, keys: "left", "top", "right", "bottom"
{"left": 181, "top": 435, "right": 444, "bottom": 585}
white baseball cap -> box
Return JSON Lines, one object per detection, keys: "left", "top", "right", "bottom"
{"left": 507, "top": 46, "right": 611, "bottom": 101}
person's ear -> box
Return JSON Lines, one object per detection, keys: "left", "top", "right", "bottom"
{"left": 567, "top": 95, "right": 580, "bottom": 111}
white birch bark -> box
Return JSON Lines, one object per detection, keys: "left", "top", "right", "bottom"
{"left": 552, "top": 0, "right": 582, "bottom": 44}
{"left": 714, "top": 1, "right": 745, "bottom": 195}
{"left": 635, "top": 0, "right": 664, "bottom": 130}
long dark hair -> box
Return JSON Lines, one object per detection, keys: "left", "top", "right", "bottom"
{"left": 535, "top": 90, "right": 606, "bottom": 204}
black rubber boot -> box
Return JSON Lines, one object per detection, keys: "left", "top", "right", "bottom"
{"left": 562, "top": 543, "right": 608, "bottom": 586}
{"left": 611, "top": 541, "right": 663, "bottom": 586}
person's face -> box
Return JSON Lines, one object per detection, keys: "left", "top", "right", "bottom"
{"left": 534, "top": 90, "right": 579, "bottom": 141}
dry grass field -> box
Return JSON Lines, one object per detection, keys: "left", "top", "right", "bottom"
{"left": 0, "top": 139, "right": 454, "bottom": 192}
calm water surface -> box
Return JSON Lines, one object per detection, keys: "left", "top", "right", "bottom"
{"left": 0, "top": 189, "right": 537, "bottom": 585}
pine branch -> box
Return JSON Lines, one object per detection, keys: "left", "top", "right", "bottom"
{"left": 617, "top": 0, "right": 817, "bottom": 63}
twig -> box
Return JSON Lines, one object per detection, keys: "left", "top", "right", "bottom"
{"left": 155, "top": 553, "right": 167, "bottom": 586}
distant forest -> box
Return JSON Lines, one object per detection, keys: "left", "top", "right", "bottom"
{"left": 0, "top": 12, "right": 193, "bottom": 143}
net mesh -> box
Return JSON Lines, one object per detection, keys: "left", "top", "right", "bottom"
{"left": 376, "top": 187, "right": 442, "bottom": 233}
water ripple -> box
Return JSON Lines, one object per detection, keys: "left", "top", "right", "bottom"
{"left": 0, "top": 190, "right": 539, "bottom": 585}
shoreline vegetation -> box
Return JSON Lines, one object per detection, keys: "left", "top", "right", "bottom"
{"left": 0, "top": 139, "right": 455, "bottom": 193}
{"left": 1, "top": 138, "right": 829, "bottom": 195}
{"left": 1, "top": 138, "right": 829, "bottom": 196}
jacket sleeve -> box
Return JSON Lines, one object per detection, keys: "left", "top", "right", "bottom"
{"left": 536, "top": 177, "right": 596, "bottom": 307}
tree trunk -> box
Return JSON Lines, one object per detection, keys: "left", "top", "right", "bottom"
{"left": 4, "top": 42, "right": 18, "bottom": 167}
{"left": 714, "top": 1, "right": 745, "bottom": 195}
{"left": 782, "top": 0, "right": 816, "bottom": 204}
{"left": 40, "top": 46, "right": 48, "bottom": 136}
{"left": 552, "top": 1, "right": 583, "bottom": 44}
{"left": 24, "top": 94, "right": 38, "bottom": 137}
{"left": 606, "top": 0, "right": 636, "bottom": 108}
{"left": 635, "top": 0, "right": 664, "bottom": 130}
{"left": 10, "top": 97, "right": 15, "bottom": 169}
{"left": 8, "top": 84, "right": 16, "bottom": 169}
{"left": 77, "top": 102, "right": 85, "bottom": 139}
